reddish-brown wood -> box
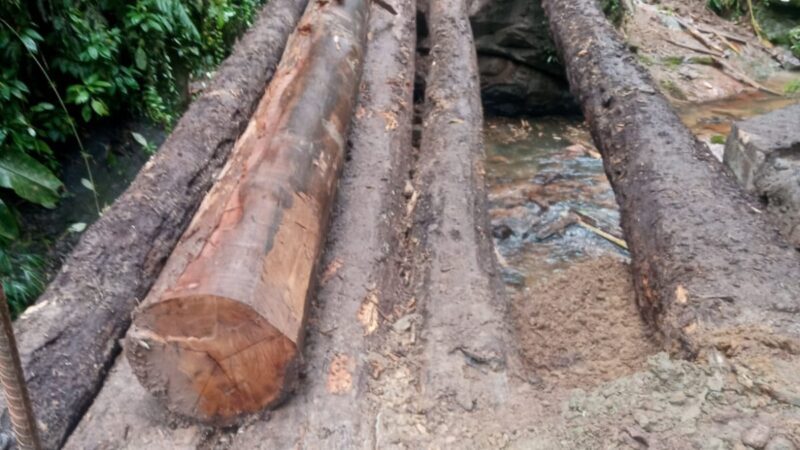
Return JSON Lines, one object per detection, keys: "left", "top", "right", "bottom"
{"left": 126, "top": 0, "right": 369, "bottom": 424}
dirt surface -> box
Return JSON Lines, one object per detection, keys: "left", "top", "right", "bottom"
{"left": 623, "top": 0, "right": 797, "bottom": 103}
{"left": 514, "top": 257, "right": 657, "bottom": 389}
{"left": 2, "top": 0, "right": 308, "bottom": 447}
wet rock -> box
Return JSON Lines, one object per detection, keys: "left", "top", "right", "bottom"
{"left": 479, "top": 57, "right": 576, "bottom": 116}
{"left": 742, "top": 424, "right": 772, "bottom": 449}
{"left": 492, "top": 223, "right": 514, "bottom": 240}
{"left": 765, "top": 436, "right": 796, "bottom": 450}
{"left": 469, "top": 0, "right": 576, "bottom": 115}
{"left": 723, "top": 103, "right": 800, "bottom": 248}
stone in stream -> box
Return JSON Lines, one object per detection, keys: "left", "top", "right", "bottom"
{"left": 470, "top": 0, "right": 577, "bottom": 115}
{"left": 723, "top": 102, "right": 800, "bottom": 247}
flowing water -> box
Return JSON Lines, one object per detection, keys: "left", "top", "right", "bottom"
{"left": 485, "top": 116, "right": 627, "bottom": 287}
{"left": 485, "top": 93, "right": 799, "bottom": 386}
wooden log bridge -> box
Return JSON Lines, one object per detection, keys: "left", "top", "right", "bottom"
{"left": 126, "top": 0, "right": 370, "bottom": 424}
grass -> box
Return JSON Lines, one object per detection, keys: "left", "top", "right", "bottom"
{"left": 710, "top": 135, "right": 727, "bottom": 145}
{"left": 785, "top": 79, "right": 800, "bottom": 95}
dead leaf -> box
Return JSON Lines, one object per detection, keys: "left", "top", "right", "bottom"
{"left": 320, "top": 258, "right": 343, "bottom": 285}
{"left": 326, "top": 354, "right": 355, "bottom": 394}
{"left": 357, "top": 291, "right": 380, "bottom": 335}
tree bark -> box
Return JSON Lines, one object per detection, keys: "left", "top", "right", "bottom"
{"left": 126, "top": 0, "right": 370, "bottom": 425}
{"left": 542, "top": 0, "right": 800, "bottom": 357}
{"left": 414, "top": 0, "right": 508, "bottom": 412}
{"left": 2, "top": 1, "right": 307, "bottom": 447}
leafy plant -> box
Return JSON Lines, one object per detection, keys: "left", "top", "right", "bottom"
{"left": 1, "top": 0, "right": 266, "bottom": 311}
{"left": 710, "top": 135, "right": 727, "bottom": 144}
{"left": 786, "top": 79, "right": 800, "bottom": 94}
{"left": 602, "top": 0, "right": 625, "bottom": 25}
{"left": 0, "top": 244, "right": 47, "bottom": 317}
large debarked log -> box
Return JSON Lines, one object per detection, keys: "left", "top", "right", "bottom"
{"left": 542, "top": 0, "right": 800, "bottom": 356}
{"left": 3, "top": 1, "right": 306, "bottom": 448}
{"left": 126, "top": 0, "right": 369, "bottom": 424}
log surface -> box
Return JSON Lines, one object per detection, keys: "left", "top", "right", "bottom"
{"left": 2, "top": 0, "right": 307, "bottom": 447}
{"left": 64, "top": 0, "right": 416, "bottom": 446}
{"left": 542, "top": 0, "right": 800, "bottom": 355}
{"left": 414, "top": 0, "right": 508, "bottom": 414}
{"left": 126, "top": 0, "right": 370, "bottom": 424}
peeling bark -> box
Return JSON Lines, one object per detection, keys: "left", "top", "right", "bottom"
{"left": 542, "top": 0, "right": 800, "bottom": 356}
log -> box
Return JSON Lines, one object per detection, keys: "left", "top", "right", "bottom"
{"left": 125, "top": 0, "right": 370, "bottom": 424}
{"left": 64, "top": 0, "right": 415, "bottom": 446}
{"left": 542, "top": 0, "right": 800, "bottom": 357}
{"left": 413, "top": 0, "right": 507, "bottom": 411}
{"left": 2, "top": 1, "right": 306, "bottom": 448}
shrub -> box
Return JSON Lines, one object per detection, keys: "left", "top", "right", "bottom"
{"left": 0, "top": 0, "right": 265, "bottom": 310}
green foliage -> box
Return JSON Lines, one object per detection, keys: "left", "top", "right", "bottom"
{"left": 0, "top": 244, "right": 47, "bottom": 317}
{"left": 710, "top": 135, "right": 727, "bottom": 144}
{"left": 790, "top": 26, "right": 800, "bottom": 57}
{"left": 707, "top": 0, "right": 745, "bottom": 17}
{"left": 1, "top": 0, "right": 265, "bottom": 310}
{"left": 602, "top": 0, "right": 625, "bottom": 26}
{"left": 662, "top": 56, "right": 684, "bottom": 69}
{"left": 786, "top": 79, "right": 800, "bottom": 94}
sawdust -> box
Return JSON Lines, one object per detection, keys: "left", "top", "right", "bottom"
{"left": 513, "top": 257, "right": 658, "bottom": 389}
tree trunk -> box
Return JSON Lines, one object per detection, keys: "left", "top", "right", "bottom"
{"left": 3, "top": 1, "right": 306, "bottom": 448}
{"left": 542, "top": 0, "right": 800, "bottom": 357}
{"left": 126, "top": 0, "right": 370, "bottom": 425}
{"left": 413, "top": 0, "right": 508, "bottom": 412}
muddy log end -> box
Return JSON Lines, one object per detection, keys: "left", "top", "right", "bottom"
{"left": 127, "top": 296, "right": 298, "bottom": 424}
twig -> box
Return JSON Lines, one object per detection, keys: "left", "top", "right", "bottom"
{"left": 576, "top": 220, "right": 629, "bottom": 250}
{"left": 711, "top": 57, "right": 783, "bottom": 96}
{"left": 676, "top": 19, "right": 724, "bottom": 53}
{"left": 665, "top": 38, "right": 723, "bottom": 57}
{"left": 695, "top": 26, "right": 749, "bottom": 44}
{"left": 712, "top": 30, "right": 741, "bottom": 54}
{"left": 0, "top": 18, "right": 102, "bottom": 217}
{"left": 746, "top": 0, "right": 770, "bottom": 45}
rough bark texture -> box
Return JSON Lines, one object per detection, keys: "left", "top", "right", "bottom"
{"left": 2, "top": 0, "right": 307, "bottom": 447}
{"left": 126, "top": 0, "right": 369, "bottom": 424}
{"left": 542, "top": 0, "right": 800, "bottom": 356}
{"left": 63, "top": 0, "right": 415, "bottom": 446}
{"left": 415, "top": 0, "right": 508, "bottom": 412}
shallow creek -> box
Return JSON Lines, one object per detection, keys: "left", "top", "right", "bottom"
{"left": 485, "top": 93, "right": 799, "bottom": 387}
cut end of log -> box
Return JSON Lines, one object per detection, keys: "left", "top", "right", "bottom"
{"left": 126, "top": 295, "right": 298, "bottom": 424}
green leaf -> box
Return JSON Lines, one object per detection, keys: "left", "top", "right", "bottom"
{"left": 82, "top": 105, "right": 92, "bottom": 122}
{"left": 80, "top": 178, "right": 95, "bottom": 192}
{"left": 135, "top": 47, "right": 147, "bottom": 70}
{"left": 74, "top": 90, "right": 90, "bottom": 104}
{"left": 0, "top": 151, "right": 62, "bottom": 208}
{"left": 68, "top": 222, "right": 87, "bottom": 233}
{"left": 131, "top": 131, "right": 148, "bottom": 147}
{"left": 0, "top": 199, "right": 19, "bottom": 240}
{"left": 19, "top": 35, "right": 37, "bottom": 52}
{"left": 91, "top": 99, "right": 109, "bottom": 116}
